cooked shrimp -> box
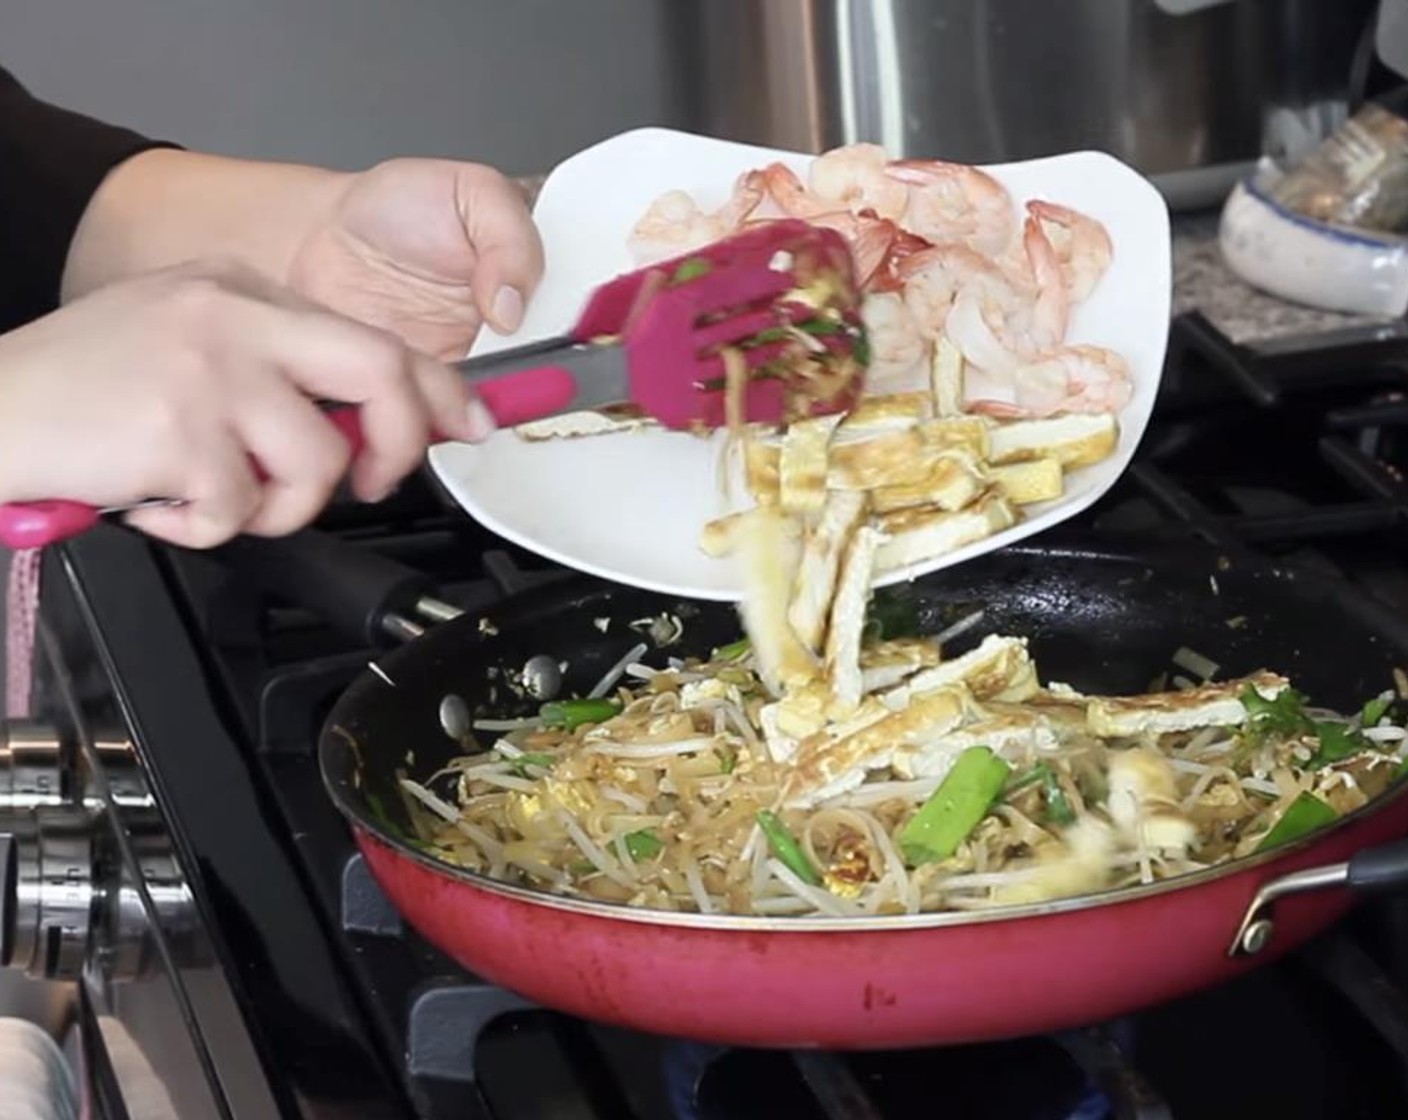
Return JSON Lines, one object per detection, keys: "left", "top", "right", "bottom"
{"left": 867, "top": 223, "right": 933, "bottom": 294}
{"left": 966, "top": 345, "right": 1132, "bottom": 419}
{"left": 808, "top": 143, "right": 909, "bottom": 221}
{"left": 627, "top": 171, "right": 767, "bottom": 263}
{"left": 895, "top": 243, "right": 1006, "bottom": 339}
{"left": 757, "top": 164, "right": 888, "bottom": 284}
{"left": 885, "top": 160, "right": 1016, "bottom": 257}
{"left": 762, "top": 162, "right": 833, "bottom": 218}
{"left": 963, "top": 361, "right": 1069, "bottom": 419}
{"left": 941, "top": 218, "right": 1068, "bottom": 374}
{"left": 812, "top": 211, "right": 899, "bottom": 291}
{"left": 1047, "top": 344, "right": 1132, "bottom": 412}
{"left": 859, "top": 292, "right": 928, "bottom": 392}
{"left": 1017, "top": 215, "right": 1068, "bottom": 348}
{"left": 1026, "top": 200, "right": 1112, "bottom": 303}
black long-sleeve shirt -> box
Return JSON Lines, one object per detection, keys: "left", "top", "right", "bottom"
{"left": 0, "top": 65, "right": 176, "bottom": 333}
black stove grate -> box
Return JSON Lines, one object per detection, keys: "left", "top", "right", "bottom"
{"left": 214, "top": 311, "right": 1408, "bottom": 1119}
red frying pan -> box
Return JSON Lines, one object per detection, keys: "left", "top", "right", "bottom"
{"left": 281, "top": 536, "right": 1408, "bottom": 1048}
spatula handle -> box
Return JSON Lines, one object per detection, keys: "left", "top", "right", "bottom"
{"left": 452, "top": 335, "right": 603, "bottom": 426}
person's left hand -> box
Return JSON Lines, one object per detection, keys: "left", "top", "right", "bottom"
{"left": 288, "top": 158, "right": 545, "bottom": 360}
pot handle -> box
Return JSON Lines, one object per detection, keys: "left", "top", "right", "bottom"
{"left": 1228, "top": 836, "right": 1408, "bottom": 958}
{"left": 211, "top": 529, "right": 460, "bottom": 648}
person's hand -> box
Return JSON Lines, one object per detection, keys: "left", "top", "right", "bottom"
{"left": 0, "top": 258, "right": 490, "bottom": 549}
{"left": 288, "top": 158, "right": 545, "bottom": 360}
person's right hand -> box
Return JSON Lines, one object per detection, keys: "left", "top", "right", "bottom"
{"left": 0, "top": 258, "right": 491, "bottom": 549}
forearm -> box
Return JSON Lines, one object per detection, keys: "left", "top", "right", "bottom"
{"left": 62, "top": 149, "right": 352, "bottom": 300}
{"left": 0, "top": 64, "right": 173, "bottom": 331}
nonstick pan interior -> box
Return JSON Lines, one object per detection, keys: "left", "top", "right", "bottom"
{"left": 322, "top": 542, "right": 1408, "bottom": 853}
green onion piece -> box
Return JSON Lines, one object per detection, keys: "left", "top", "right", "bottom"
{"left": 568, "top": 859, "right": 596, "bottom": 875}
{"left": 716, "top": 747, "right": 738, "bottom": 775}
{"left": 539, "top": 698, "right": 622, "bottom": 730}
{"left": 852, "top": 327, "right": 871, "bottom": 368}
{"left": 505, "top": 751, "right": 555, "bottom": 778}
{"left": 1003, "top": 766, "right": 1047, "bottom": 796}
{"left": 1362, "top": 696, "right": 1392, "bottom": 727}
{"left": 1254, "top": 791, "right": 1337, "bottom": 853}
{"left": 747, "top": 319, "right": 841, "bottom": 349}
{"left": 1040, "top": 766, "right": 1077, "bottom": 827}
{"left": 757, "top": 810, "right": 821, "bottom": 885}
{"left": 367, "top": 790, "right": 430, "bottom": 850}
{"left": 671, "top": 257, "right": 711, "bottom": 284}
{"left": 898, "top": 746, "right": 1011, "bottom": 866}
{"left": 624, "top": 829, "right": 664, "bottom": 861}
{"left": 713, "top": 638, "right": 751, "bottom": 661}
{"left": 1307, "top": 720, "right": 1368, "bottom": 769}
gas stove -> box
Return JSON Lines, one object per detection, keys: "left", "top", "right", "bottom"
{"left": 14, "top": 310, "right": 1408, "bottom": 1119}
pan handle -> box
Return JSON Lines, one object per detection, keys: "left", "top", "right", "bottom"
{"left": 1227, "top": 836, "right": 1408, "bottom": 958}
{"left": 211, "top": 529, "right": 461, "bottom": 647}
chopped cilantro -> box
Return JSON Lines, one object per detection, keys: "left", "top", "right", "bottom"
{"left": 1240, "top": 685, "right": 1375, "bottom": 770}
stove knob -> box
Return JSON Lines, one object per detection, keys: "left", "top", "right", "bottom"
{"left": 0, "top": 721, "right": 71, "bottom": 811}
{"left": 0, "top": 806, "right": 94, "bottom": 981}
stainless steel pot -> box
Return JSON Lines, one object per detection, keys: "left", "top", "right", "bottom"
{"left": 682, "top": 0, "right": 1379, "bottom": 209}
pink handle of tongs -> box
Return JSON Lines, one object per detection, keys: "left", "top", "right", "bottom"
{"left": 0, "top": 408, "right": 368, "bottom": 550}
{"left": 466, "top": 367, "right": 577, "bottom": 427}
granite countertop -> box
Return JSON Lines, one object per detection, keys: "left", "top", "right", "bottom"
{"left": 1169, "top": 212, "right": 1398, "bottom": 344}
{"left": 516, "top": 175, "right": 1394, "bottom": 347}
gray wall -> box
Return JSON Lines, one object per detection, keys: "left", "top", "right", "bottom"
{"left": 4, "top": 0, "right": 695, "bottom": 175}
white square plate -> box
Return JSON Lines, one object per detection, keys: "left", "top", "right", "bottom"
{"left": 428, "top": 127, "right": 1172, "bottom": 601}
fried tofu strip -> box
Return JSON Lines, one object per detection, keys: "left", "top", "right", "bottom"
{"left": 783, "top": 685, "right": 969, "bottom": 806}
{"left": 871, "top": 449, "right": 987, "bottom": 513}
{"left": 698, "top": 507, "right": 801, "bottom": 558}
{"left": 1085, "top": 671, "right": 1289, "bottom": 737}
{"left": 513, "top": 407, "right": 659, "bottom": 441}
{"left": 838, "top": 391, "right": 932, "bottom": 433}
{"left": 892, "top": 634, "right": 1039, "bottom": 706}
{"left": 859, "top": 638, "right": 941, "bottom": 693}
{"left": 988, "top": 818, "right": 1118, "bottom": 906}
{"left": 822, "top": 524, "right": 884, "bottom": 715}
{"left": 873, "top": 491, "right": 1017, "bottom": 572}
{"left": 787, "top": 490, "right": 868, "bottom": 651}
{"left": 892, "top": 711, "right": 1060, "bottom": 779}
{"left": 778, "top": 414, "right": 842, "bottom": 516}
{"left": 1107, "top": 747, "right": 1198, "bottom": 855}
{"left": 827, "top": 428, "right": 932, "bottom": 490}
{"left": 918, "top": 416, "right": 991, "bottom": 459}
{"left": 735, "top": 507, "right": 818, "bottom": 696}
{"left": 987, "top": 413, "right": 1118, "bottom": 469}
{"left": 987, "top": 458, "right": 1064, "bottom": 505}
{"left": 931, "top": 335, "right": 965, "bottom": 417}
{"left": 744, "top": 439, "right": 782, "bottom": 504}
